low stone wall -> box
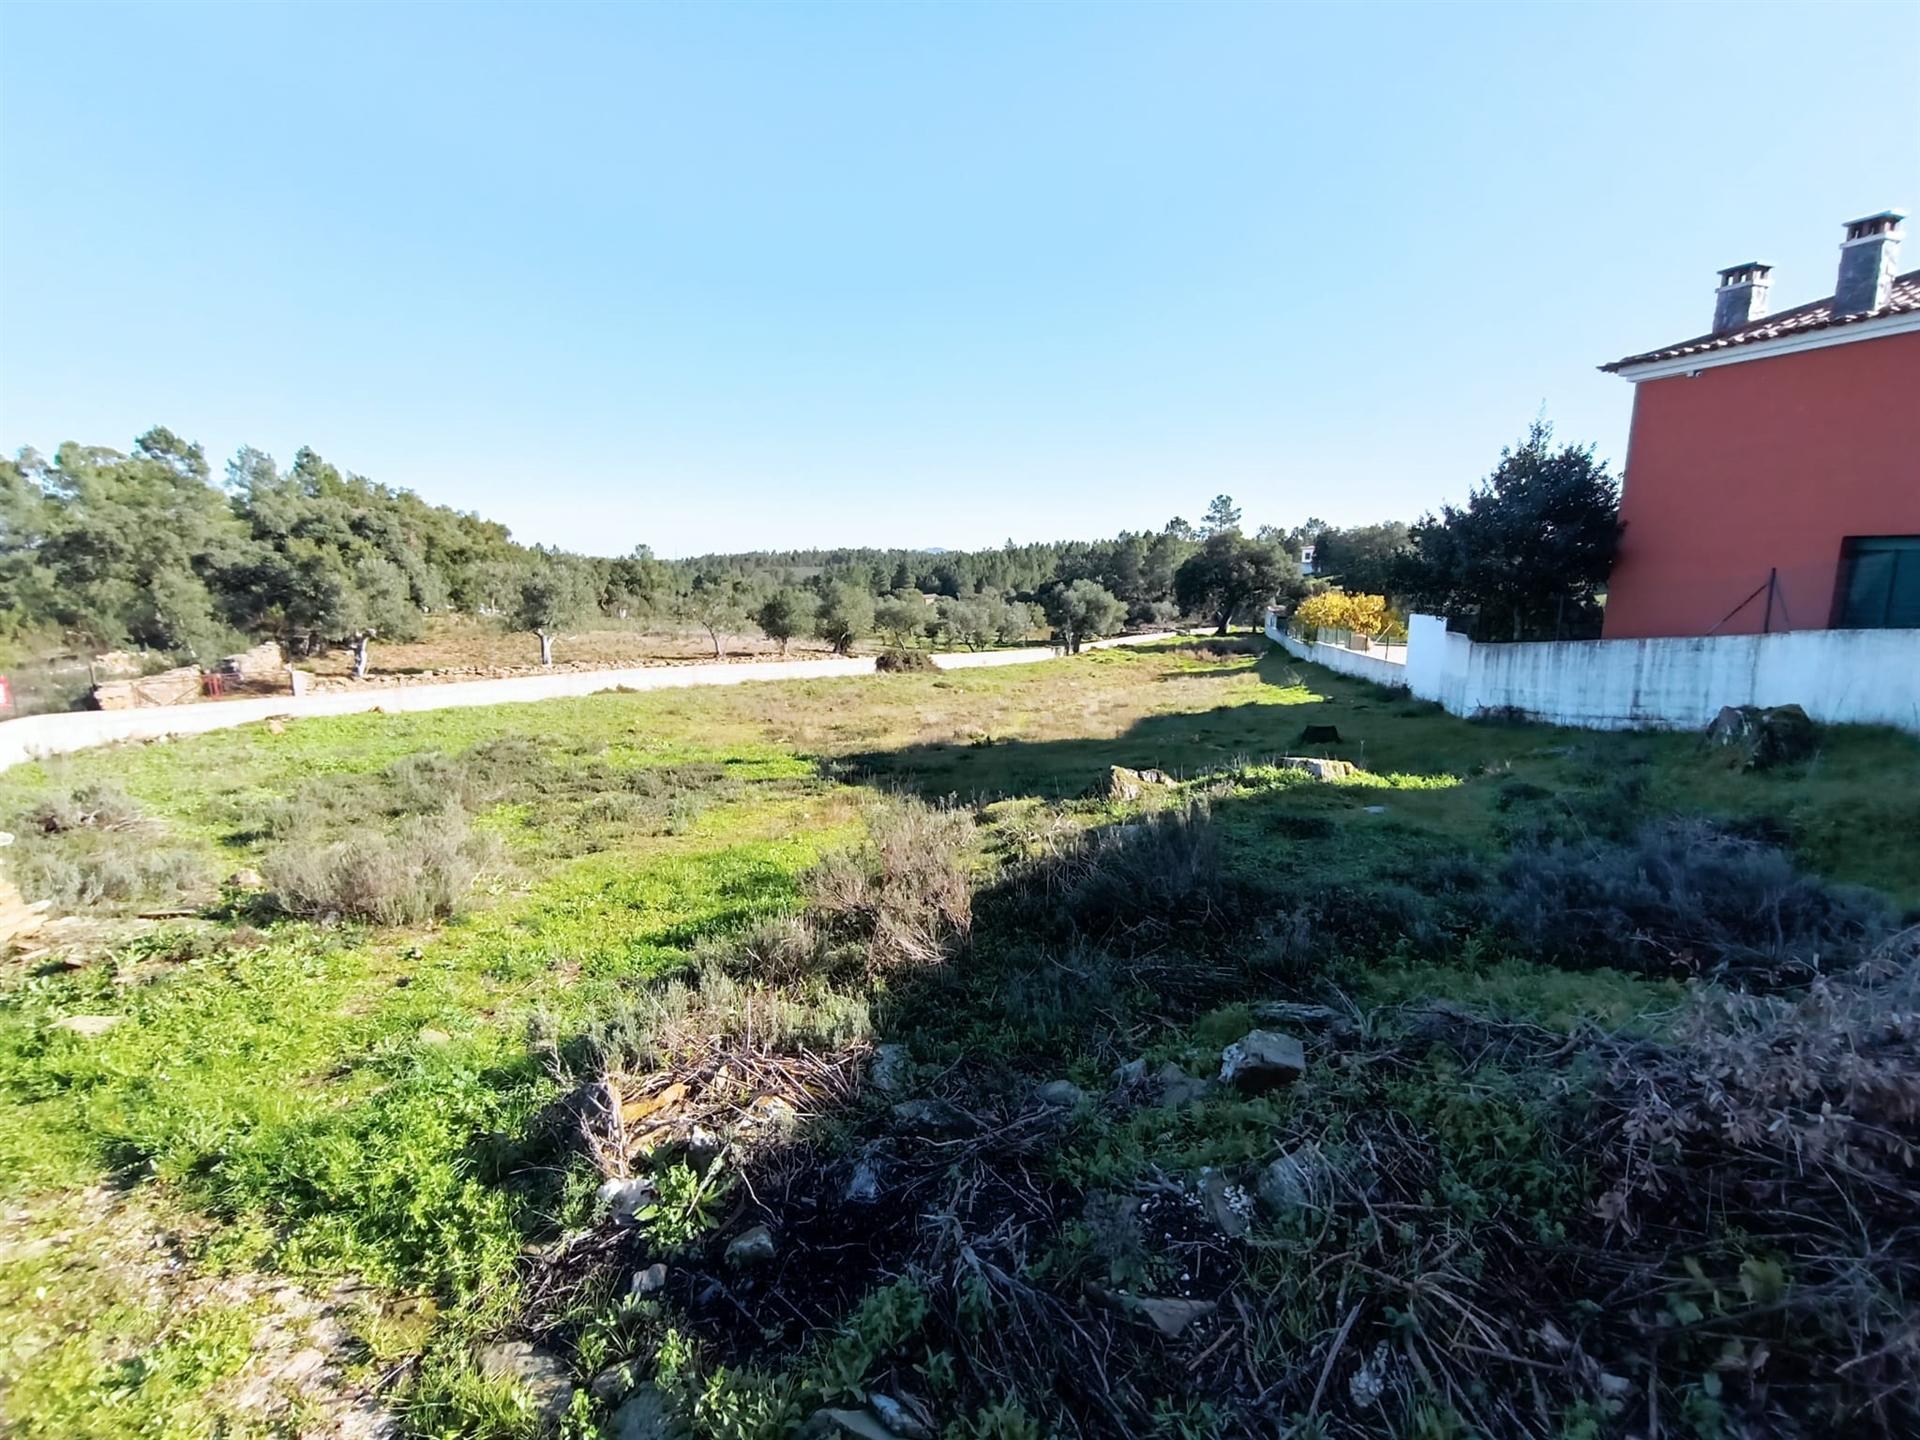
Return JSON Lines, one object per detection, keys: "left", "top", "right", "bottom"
{"left": 0, "top": 633, "right": 1173, "bottom": 774}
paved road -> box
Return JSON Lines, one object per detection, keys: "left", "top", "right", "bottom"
{"left": 0, "top": 633, "right": 1179, "bottom": 774}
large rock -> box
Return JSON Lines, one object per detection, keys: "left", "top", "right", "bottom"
{"left": 1257, "top": 1142, "right": 1327, "bottom": 1213}
{"left": 1705, "top": 704, "right": 1818, "bottom": 771}
{"left": 475, "top": 1341, "right": 574, "bottom": 1430}
{"left": 1275, "top": 756, "right": 1357, "bottom": 781}
{"left": 1099, "top": 765, "right": 1176, "bottom": 802}
{"left": 609, "top": 1385, "right": 686, "bottom": 1440}
{"left": 725, "top": 1224, "right": 777, "bottom": 1267}
{"left": 1219, "top": 1030, "right": 1305, "bottom": 1092}
{"left": 1091, "top": 1286, "right": 1218, "bottom": 1338}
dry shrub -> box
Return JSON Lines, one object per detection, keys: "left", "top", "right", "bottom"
{"left": 1493, "top": 817, "right": 1887, "bottom": 986}
{"left": 803, "top": 799, "right": 973, "bottom": 971}
{"left": 7, "top": 784, "right": 209, "bottom": 911}
{"left": 875, "top": 647, "right": 937, "bottom": 673}
{"left": 263, "top": 806, "right": 501, "bottom": 925}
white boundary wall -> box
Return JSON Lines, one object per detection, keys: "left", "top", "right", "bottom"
{"left": 1267, "top": 611, "right": 1920, "bottom": 733}
{"left": 0, "top": 633, "right": 1171, "bottom": 774}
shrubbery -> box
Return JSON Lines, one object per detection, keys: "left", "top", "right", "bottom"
{"left": 264, "top": 807, "right": 502, "bottom": 925}
{"left": 6, "top": 783, "right": 209, "bottom": 911}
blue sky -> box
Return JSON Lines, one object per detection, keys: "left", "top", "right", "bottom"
{"left": 2, "top": 2, "right": 1914, "bottom": 556}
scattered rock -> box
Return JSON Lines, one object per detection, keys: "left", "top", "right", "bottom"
{"left": 1705, "top": 703, "right": 1818, "bottom": 770}
{"left": 1100, "top": 765, "right": 1177, "bottom": 802}
{"left": 811, "top": 1409, "right": 899, "bottom": 1440}
{"left": 1034, "top": 1079, "right": 1087, "bottom": 1108}
{"left": 1276, "top": 756, "right": 1357, "bottom": 781}
{"left": 891, "top": 1098, "right": 968, "bottom": 1135}
{"left": 53, "top": 1015, "right": 126, "bottom": 1038}
{"left": 1257, "top": 1143, "right": 1327, "bottom": 1213}
{"left": 1219, "top": 1030, "right": 1305, "bottom": 1092}
{"left": 598, "top": 1176, "right": 656, "bottom": 1222}
{"left": 1154, "top": 1062, "right": 1210, "bottom": 1108}
{"left": 417, "top": 1027, "right": 451, "bottom": 1045}
{"left": 845, "top": 1156, "right": 883, "bottom": 1205}
{"left": 686, "top": 1124, "right": 724, "bottom": 1166}
{"left": 869, "top": 1393, "right": 936, "bottom": 1440}
{"left": 1362, "top": 804, "right": 1388, "bottom": 815}
{"left": 746, "top": 1095, "right": 799, "bottom": 1134}
{"left": 870, "top": 1043, "right": 912, "bottom": 1093}
{"left": 725, "top": 1224, "right": 777, "bottom": 1267}
{"left": 609, "top": 1384, "right": 686, "bottom": 1440}
{"left": 1250, "top": 1000, "right": 1355, "bottom": 1037}
{"left": 1198, "top": 1168, "right": 1254, "bottom": 1238}
{"left": 265, "top": 717, "right": 287, "bottom": 735}
{"left": 1112, "top": 1057, "right": 1149, "bottom": 1088}
{"left": 1093, "top": 1286, "right": 1218, "bottom": 1338}
{"left": 630, "top": 1262, "right": 668, "bottom": 1296}
{"left": 227, "top": 868, "right": 267, "bottom": 890}
{"left": 475, "top": 1340, "right": 575, "bottom": 1429}
{"left": 590, "top": 1359, "right": 641, "bottom": 1404}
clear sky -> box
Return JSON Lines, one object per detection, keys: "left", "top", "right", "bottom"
{"left": 1, "top": 2, "right": 1915, "bottom": 557}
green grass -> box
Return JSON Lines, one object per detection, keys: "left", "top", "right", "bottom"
{"left": 3, "top": 641, "right": 1916, "bottom": 1437}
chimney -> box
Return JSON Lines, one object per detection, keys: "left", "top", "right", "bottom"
{"left": 1713, "top": 261, "right": 1773, "bottom": 333}
{"left": 1834, "top": 209, "right": 1906, "bottom": 315}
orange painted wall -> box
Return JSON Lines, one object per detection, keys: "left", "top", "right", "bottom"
{"left": 1603, "top": 328, "right": 1920, "bottom": 639}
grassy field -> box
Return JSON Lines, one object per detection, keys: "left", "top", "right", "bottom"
{"left": 2, "top": 638, "right": 1915, "bottom": 1439}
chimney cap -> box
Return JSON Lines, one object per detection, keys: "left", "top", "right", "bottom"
{"left": 1842, "top": 209, "right": 1906, "bottom": 241}
{"left": 1716, "top": 261, "right": 1773, "bottom": 283}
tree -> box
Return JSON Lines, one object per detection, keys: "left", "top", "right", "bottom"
{"left": 1392, "top": 420, "right": 1621, "bottom": 641}
{"left": 815, "top": 582, "right": 874, "bottom": 656}
{"left": 681, "top": 573, "right": 753, "bottom": 659}
{"left": 1175, "top": 531, "right": 1302, "bottom": 635}
{"left": 1199, "top": 494, "right": 1243, "bottom": 538}
{"left": 512, "top": 553, "right": 597, "bottom": 665}
{"left": 1041, "top": 579, "right": 1125, "bottom": 653}
{"left": 1297, "top": 520, "right": 1412, "bottom": 596}
{"left": 754, "top": 587, "right": 811, "bottom": 655}
{"left": 874, "top": 593, "right": 927, "bottom": 648}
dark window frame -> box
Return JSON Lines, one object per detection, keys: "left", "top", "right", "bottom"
{"left": 1832, "top": 535, "right": 1920, "bottom": 629}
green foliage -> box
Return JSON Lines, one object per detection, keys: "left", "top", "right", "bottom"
{"left": 1174, "top": 529, "right": 1303, "bottom": 634}
{"left": 874, "top": 593, "right": 928, "bottom": 647}
{"left": 1392, "top": 418, "right": 1620, "bottom": 641}
{"left": 815, "top": 581, "right": 875, "bottom": 655}
{"left": 1040, "top": 578, "right": 1125, "bottom": 653}
{"left": 633, "top": 1157, "right": 732, "bottom": 1253}
{"left": 511, "top": 552, "right": 599, "bottom": 664}
{"left": 754, "top": 586, "right": 812, "bottom": 654}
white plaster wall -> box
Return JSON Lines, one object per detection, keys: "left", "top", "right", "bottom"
{"left": 1265, "top": 618, "right": 1411, "bottom": 688}
{"left": 0, "top": 632, "right": 1173, "bottom": 774}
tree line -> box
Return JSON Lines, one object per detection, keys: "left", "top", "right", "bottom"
{"left": 0, "top": 420, "right": 1619, "bottom": 672}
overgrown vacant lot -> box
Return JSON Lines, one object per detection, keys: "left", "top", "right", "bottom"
{"left": 2, "top": 639, "right": 1916, "bottom": 1440}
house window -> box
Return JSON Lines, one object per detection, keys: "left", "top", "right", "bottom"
{"left": 1833, "top": 536, "right": 1920, "bottom": 629}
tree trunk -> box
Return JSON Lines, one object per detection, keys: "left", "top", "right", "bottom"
{"left": 707, "top": 627, "right": 724, "bottom": 660}
{"left": 538, "top": 631, "right": 554, "bottom": 666}
{"left": 352, "top": 634, "right": 371, "bottom": 679}
{"left": 1214, "top": 611, "right": 1231, "bottom": 636}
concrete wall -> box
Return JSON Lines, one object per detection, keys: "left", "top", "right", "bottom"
{"left": 1401, "top": 613, "right": 1920, "bottom": 731}
{"left": 0, "top": 633, "right": 1172, "bottom": 774}
{"left": 1266, "top": 621, "right": 1412, "bottom": 688}
{"left": 1270, "top": 610, "right": 1920, "bottom": 732}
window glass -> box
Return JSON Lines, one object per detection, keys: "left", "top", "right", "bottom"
{"left": 1836, "top": 536, "right": 1920, "bottom": 629}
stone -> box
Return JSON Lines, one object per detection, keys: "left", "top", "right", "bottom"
{"left": 891, "top": 1098, "right": 968, "bottom": 1135}
{"left": 724, "top": 1224, "right": 777, "bottom": 1267}
{"left": 868, "top": 1393, "right": 936, "bottom": 1440}
{"left": 1362, "top": 804, "right": 1388, "bottom": 815}
{"left": 870, "top": 1043, "right": 912, "bottom": 1093}
{"left": 417, "top": 1027, "right": 451, "bottom": 1045}
{"left": 609, "top": 1385, "right": 686, "bottom": 1440}
{"left": 1154, "top": 1062, "right": 1210, "bottom": 1108}
{"left": 54, "top": 1015, "right": 125, "bottom": 1038}
{"left": 475, "top": 1340, "right": 575, "bottom": 1429}
{"left": 1100, "top": 765, "right": 1177, "bottom": 802}
{"left": 590, "top": 1359, "right": 640, "bottom": 1404}
{"left": 630, "top": 1262, "right": 668, "bottom": 1296}
{"left": 1092, "top": 1287, "right": 1218, "bottom": 1338}
{"left": 1198, "top": 1168, "right": 1254, "bottom": 1238}
{"left": 1257, "top": 1143, "right": 1326, "bottom": 1213}
{"left": 1112, "top": 1057, "right": 1149, "bottom": 1088}
{"left": 598, "top": 1176, "right": 656, "bottom": 1221}
{"left": 1705, "top": 703, "right": 1818, "bottom": 771}
{"left": 227, "top": 868, "right": 267, "bottom": 890}
{"left": 1250, "top": 1000, "right": 1352, "bottom": 1034}
{"left": 845, "top": 1156, "right": 882, "bottom": 1205}
{"left": 1219, "top": 1030, "right": 1306, "bottom": 1092}
{"left": 1034, "top": 1079, "right": 1087, "bottom": 1108}
{"left": 812, "top": 1409, "right": 898, "bottom": 1440}
{"left": 1276, "top": 756, "right": 1357, "bottom": 781}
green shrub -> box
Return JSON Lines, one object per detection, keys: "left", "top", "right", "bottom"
{"left": 6, "top": 784, "right": 209, "bottom": 912}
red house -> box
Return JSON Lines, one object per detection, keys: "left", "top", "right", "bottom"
{"left": 1600, "top": 211, "right": 1920, "bottom": 639}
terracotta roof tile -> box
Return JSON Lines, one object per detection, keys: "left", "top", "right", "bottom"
{"left": 1601, "top": 267, "right": 1920, "bottom": 372}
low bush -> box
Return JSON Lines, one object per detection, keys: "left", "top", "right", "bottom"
{"left": 804, "top": 799, "right": 973, "bottom": 971}
{"left": 6, "top": 784, "right": 209, "bottom": 911}
{"left": 263, "top": 807, "right": 502, "bottom": 926}
{"left": 1492, "top": 817, "right": 1888, "bottom": 985}
{"left": 875, "top": 647, "right": 937, "bottom": 673}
